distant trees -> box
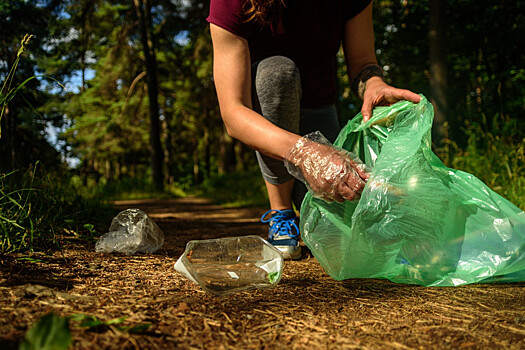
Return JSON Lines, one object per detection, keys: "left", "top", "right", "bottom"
{"left": 60, "top": 0, "right": 150, "bottom": 180}
{"left": 55, "top": 0, "right": 240, "bottom": 187}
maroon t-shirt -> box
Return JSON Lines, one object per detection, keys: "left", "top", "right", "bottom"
{"left": 207, "top": 0, "right": 372, "bottom": 107}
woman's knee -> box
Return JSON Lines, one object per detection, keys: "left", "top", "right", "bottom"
{"left": 254, "top": 56, "right": 301, "bottom": 96}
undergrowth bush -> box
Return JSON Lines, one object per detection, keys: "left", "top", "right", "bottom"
{"left": 0, "top": 163, "right": 113, "bottom": 254}
{"left": 436, "top": 113, "right": 525, "bottom": 210}
{"left": 197, "top": 169, "right": 268, "bottom": 207}
{"left": 73, "top": 175, "right": 186, "bottom": 201}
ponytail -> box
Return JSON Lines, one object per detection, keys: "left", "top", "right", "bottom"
{"left": 243, "top": 0, "right": 286, "bottom": 30}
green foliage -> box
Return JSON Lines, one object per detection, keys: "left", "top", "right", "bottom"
{"left": 19, "top": 313, "right": 72, "bottom": 350}
{"left": 436, "top": 114, "right": 525, "bottom": 210}
{"left": 197, "top": 169, "right": 268, "bottom": 208}
{"left": 0, "top": 163, "right": 113, "bottom": 254}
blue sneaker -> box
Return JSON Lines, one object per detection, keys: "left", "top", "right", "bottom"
{"left": 261, "top": 209, "right": 301, "bottom": 260}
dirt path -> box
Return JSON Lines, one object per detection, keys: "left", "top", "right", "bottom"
{"left": 1, "top": 197, "right": 524, "bottom": 349}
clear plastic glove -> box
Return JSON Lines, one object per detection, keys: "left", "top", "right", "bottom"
{"left": 284, "top": 131, "right": 369, "bottom": 202}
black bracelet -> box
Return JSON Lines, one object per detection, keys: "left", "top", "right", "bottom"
{"left": 351, "top": 65, "right": 384, "bottom": 99}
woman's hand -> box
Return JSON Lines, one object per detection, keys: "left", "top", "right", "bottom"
{"left": 341, "top": 2, "right": 420, "bottom": 123}
{"left": 361, "top": 77, "right": 421, "bottom": 122}
{"left": 285, "top": 133, "right": 369, "bottom": 202}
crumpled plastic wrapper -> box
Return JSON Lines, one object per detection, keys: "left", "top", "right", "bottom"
{"left": 95, "top": 208, "right": 164, "bottom": 254}
{"left": 284, "top": 131, "right": 369, "bottom": 202}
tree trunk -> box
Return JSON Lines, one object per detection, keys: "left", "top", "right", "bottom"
{"left": 234, "top": 141, "right": 246, "bottom": 172}
{"left": 193, "top": 146, "right": 200, "bottom": 185}
{"left": 218, "top": 127, "right": 235, "bottom": 175}
{"left": 105, "top": 159, "right": 112, "bottom": 180}
{"left": 79, "top": 0, "right": 95, "bottom": 93}
{"left": 133, "top": 0, "right": 164, "bottom": 192}
{"left": 203, "top": 125, "right": 211, "bottom": 179}
{"left": 429, "top": 0, "right": 448, "bottom": 145}
{"left": 116, "top": 158, "right": 121, "bottom": 180}
{"left": 162, "top": 115, "right": 169, "bottom": 184}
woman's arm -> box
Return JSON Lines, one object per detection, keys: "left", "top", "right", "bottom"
{"left": 210, "top": 24, "right": 300, "bottom": 160}
{"left": 211, "top": 24, "right": 367, "bottom": 202}
{"left": 342, "top": 1, "right": 420, "bottom": 121}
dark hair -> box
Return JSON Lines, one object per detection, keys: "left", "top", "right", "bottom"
{"left": 243, "top": 0, "right": 285, "bottom": 30}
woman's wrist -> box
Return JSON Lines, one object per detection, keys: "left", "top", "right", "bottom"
{"left": 351, "top": 65, "right": 385, "bottom": 99}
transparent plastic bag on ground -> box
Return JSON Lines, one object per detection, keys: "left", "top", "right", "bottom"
{"left": 95, "top": 208, "right": 164, "bottom": 254}
{"left": 300, "top": 95, "right": 525, "bottom": 286}
{"left": 175, "top": 235, "right": 284, "bottom": 296}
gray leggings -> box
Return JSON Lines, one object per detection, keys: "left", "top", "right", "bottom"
{"left": 252, "top": 56, "right": 340, "bottom": 209}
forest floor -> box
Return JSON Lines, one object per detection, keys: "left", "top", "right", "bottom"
{"left": 1, "top": 197, "right": 524, "bottom": 349}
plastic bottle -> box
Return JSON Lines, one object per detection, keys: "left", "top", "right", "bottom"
{"left": 174, "top": 235, "right": 284, "bottom": 296}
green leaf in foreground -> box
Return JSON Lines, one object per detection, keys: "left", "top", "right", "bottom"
{"left": 16, "top": 257, "right": 46, "bottom": 263}
{"left": 70, "top": 314, "right": 150, "bottom": 334}
{"left": 19, "top": 313, "right": 71, "bottom": 350}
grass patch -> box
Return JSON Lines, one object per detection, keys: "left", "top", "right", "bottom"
{"left": 0, "top": 163, "right": 113, "bottom": 254}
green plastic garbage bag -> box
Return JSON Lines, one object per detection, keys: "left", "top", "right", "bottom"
{"left": 300, "top": 95, "right": 525, "bottom": 286}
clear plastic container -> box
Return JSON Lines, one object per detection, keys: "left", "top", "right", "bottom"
{"left": 174, "top": 235, "right": 284, "bottom": 296}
